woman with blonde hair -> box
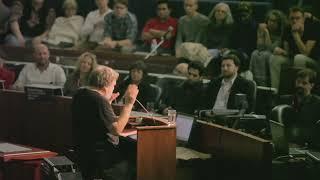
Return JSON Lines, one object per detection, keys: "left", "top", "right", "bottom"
{"left": 64, "top": 52, "right": 98, "bottom": 96}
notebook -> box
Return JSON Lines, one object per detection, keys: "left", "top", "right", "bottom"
{"left": 0, "top": 143, "right": 31, "bottom": 153}
{"left": 176, "top": 113, "right": 195, "bottom": 143}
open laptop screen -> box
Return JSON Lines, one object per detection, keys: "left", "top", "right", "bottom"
{"left": 176, "top": 113, "right": 194, "bottom": 142}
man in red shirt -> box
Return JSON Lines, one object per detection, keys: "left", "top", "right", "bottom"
{"left": 141, "top": 0, "right": 178, "bottom": 54}
{"left": 0, "top": 56, "right": 15, "bottom": 89}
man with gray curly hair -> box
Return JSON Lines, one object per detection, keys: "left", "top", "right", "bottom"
{"left": 72, "top": 65, "right": 139, "bottom": 179}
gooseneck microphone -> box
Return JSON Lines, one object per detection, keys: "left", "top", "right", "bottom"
{"left": 144, "top": 26, "right": 174, "bottom": 60}
{"left": 161, "top": 26, "right": 174, "bottom": 40}
{"left": 134, "top": 99, "right": 156, "bottom": 125}
{"left": 135, "top": 99, "right": 150, "bottom": 115}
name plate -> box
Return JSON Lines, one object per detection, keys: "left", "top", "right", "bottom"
{"left": 24, "top": 84, "right": 63, "bottom": 101}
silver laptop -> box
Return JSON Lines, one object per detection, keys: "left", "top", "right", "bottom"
{"left": 176, "top": 113, "right": 194, "bottom": 143}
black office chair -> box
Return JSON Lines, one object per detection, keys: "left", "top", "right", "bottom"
{"left": 248, "top": 80, "right": 257, "bottom": 113}
{"left": 150, "top": 83, "right": 162, "bottom": 105}
{"left": 271, "top": 104, "right": 295, "bottom": 125}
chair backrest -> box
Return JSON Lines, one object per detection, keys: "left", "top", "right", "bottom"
{"left": 248, "top": 80, "right": 257, "bottom": 113}
{"left": 271, "top": 104, "right": 295, "bottom": 125}
{"left": 150, "top": 83, "right": 162, "bottom": 104}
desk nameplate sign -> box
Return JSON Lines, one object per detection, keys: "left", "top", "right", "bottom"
{"left": 24, "top": 84, "right": 63, "bottom": 101}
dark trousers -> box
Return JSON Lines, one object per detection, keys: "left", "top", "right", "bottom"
{"left": 77, "top": 137, "right": 136, "bottom": 180}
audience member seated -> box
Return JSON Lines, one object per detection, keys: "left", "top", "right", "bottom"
{"left": 0, "top": 56, "right": 15, "bottom": 89}
{"left": 0, "top": 0, "right": 10, "bottom": 43}
{"left": 279, "top": 69, "right": 320, "bottom": 148}
{"left": 230, "top": 2, "right": 257, "bottom": 56}
{"left": 228, "top": 49, "right": 253, "bottom": 81}
{"left": 206, "top": 48, "right": 252, "bottom": 80}
{"left": 205, "top": 2, "right": 234, "bottom": 56}
{"left": 12, "top": 43, "right": 66, "bottom": 91}
{"left": 99, "top": 0, "right": 138, "bottom": 53}
{"left": 139, "top": 0, "right": 178, "bottom": 55}
{"left": 0, "top": 0, "right": 23, "bottom": 44}
{"left": 156, "top": 61, "right": 189, "bottom": 106}
{"left": 78, "top": 0, "right": 112, "bottom": 50}
{"left": 172, "top": 62, "right": 189, "bottom": 77}
{"left": 270, "top": 7, "right": 320, "bottom": 91}
{"left": 159, "top": 61, "right": 205, "bottom": 115}
{"left": 5, "top": 0, "right": 55, "bottom": 47}
{"left": 116, "top": 61, "right": 154, "bottom": 111}
{"left": 64, "top": 52, "right": 98, "bottom": 96}
{"left": 175, "top": 0, "right": 209, "bottom": 53}
{"left": 203, "top": 54, "right": 255, "bottom": 113}
{"left": 250, "top": 9, "right": 287, "bottom": 86}
{"left": 34, "top": 0, "right": 84, "bottom": 48}
{"left": 72, "top": 66, "right": 138, "bottom": 180}
{"left": 176, "top": 42, "right": 213, "bottom": 70}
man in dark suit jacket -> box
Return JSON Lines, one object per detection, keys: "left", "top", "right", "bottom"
{"left": 280, "top": 68, "right": 320, "bottom": 148}
{"left": 204, "top": 54, "right": 255, "bottom": 112}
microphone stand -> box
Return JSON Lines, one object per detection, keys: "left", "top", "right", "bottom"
{"left": 144, "top": 37, "right": 166, "bottom": 60}
{"left": 135, "top": 99, "right": 156, "bottom": 125}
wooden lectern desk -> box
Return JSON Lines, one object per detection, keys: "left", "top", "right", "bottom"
{"left": 123, "top": 116, "right": 176, "bottom": 180}
{"left": 0, "top": 142, "right": 57, "bottom": 180}
{"left": 188, "top": 120, "right": 273, "bottom": 179}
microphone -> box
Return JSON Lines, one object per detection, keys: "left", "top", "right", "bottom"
{"left": 197, "top": 109, "right": 214, "bottom": 118}
{"left": 135, "top": 99, "right": 150, "bottom": 115}
{"left": 161, "top": 26, "right": 174, "bottom": 40}
{"left": 144, "top": 26, "right": 174, "bottom": 60}
{"left": 135, "top": 99, "right": 156, "bottom": 125}
{"left": 234, "top": 93, "right": 248, "bottom": 116}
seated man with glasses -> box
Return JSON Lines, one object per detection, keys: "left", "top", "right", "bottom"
{"left": 99, "top": 0, "right": 138, "bottom": 53}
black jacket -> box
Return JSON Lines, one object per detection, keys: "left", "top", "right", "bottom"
{"left": 203, "top": 76, "right": 255, "bottom": 112}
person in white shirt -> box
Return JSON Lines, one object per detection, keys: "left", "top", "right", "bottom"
{"left": 33, "top": 0, "right": 84, "bottom": 48}
{"left": 78, "top": 0, "right": 112, "bottom": 49}
{"left": 12, "top": 43, "right": 66, "bottom": 91}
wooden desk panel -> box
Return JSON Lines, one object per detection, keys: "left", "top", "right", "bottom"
{"left": 0, "top": 90, "right": 73, "bottom": 151}
{"left": 137, "top": 128, "right": 176, "bottom": 180}
{"left": 191, "top": 120, "right": 272, "bottom": 164}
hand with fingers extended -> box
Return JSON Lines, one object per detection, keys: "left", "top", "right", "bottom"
{"left": 124, "top": 84, "right": 139, "bottom": 105}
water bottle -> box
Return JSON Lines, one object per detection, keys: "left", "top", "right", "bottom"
{"left": 151, "top": 39, "right": 157, "bottom": 56}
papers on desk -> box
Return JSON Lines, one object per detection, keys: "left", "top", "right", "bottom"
{"left": 130, "top": 111, "right": 165, "bottom": 118}
{"left": 120, "top": 129, "right": 137, "bottom": 137}
{"left": 176, "top": 146, "right": 211, "bottom": 160}
{"left": 212, "top": 109, "right": 239, "bottom": 116}
{"left": 0, "top": 143, "right": 31, "bottom": 153}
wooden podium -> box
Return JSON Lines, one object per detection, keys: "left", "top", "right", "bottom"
{"left": 124, "top": 117, "right": 176, "bottom": 180}
{"left": 0, "top": 142, "right": 57, "bottom": 180}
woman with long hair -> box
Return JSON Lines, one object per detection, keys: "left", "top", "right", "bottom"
{"left": 250, "top": 9, "right": 287, "bottom": 86}
{"left": 64, "top": 52, "right": 98, "bottom": 96}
